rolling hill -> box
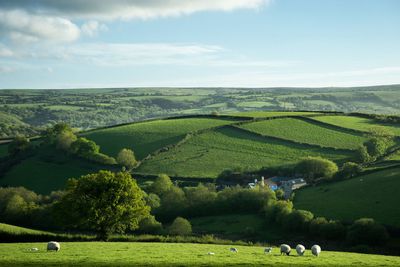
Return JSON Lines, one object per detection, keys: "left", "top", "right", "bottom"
{"left": 294, "top": 167, "right": 400, "bottom": 227}
{"left": 1, "top": 111, "right": 399, "bottom": 199}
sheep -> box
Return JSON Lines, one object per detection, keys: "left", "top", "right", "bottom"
{"left": 207, "top": 252, "right": 215, "bottom": 255}
{"left": 311, "top": 245, "right": 321, "bottom": 257}
{"left": 280, "top": 244, "right": 291, "bottom": 256}
{"left": 47, "top": 241, "right": 60, "bottom": 252}
{"left": 29, "top": 248, "right": 39, "bottom": 252}
{"left": 264, "top": 247, "right": 273, "bottom": 254}
{"left": 296, "top": 244, "right": 305, "bottom": 256}
{"left": 230, "top": 248, "right": 238, "bottom": 253}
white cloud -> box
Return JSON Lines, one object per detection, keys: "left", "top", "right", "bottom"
{"left": 0, "top": 1, "right": 270, "bottom": 20}
{"left": 0, "top": 44, "right": 13, "bottom": 57}
{"left": 81, "top": 21, "right": 108, "bottom": 37}
{"left": 0, "top": 10, "right": 80, "bottom": 43}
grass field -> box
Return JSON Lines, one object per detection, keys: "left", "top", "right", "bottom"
{"left": 83, "top": 118, "right": 236, "bottom": 159}
{"left": 0, "top": 242, "right": 399, "bottom": 266}
{"left": 137, "top": 127, "right": 352, "bottom": 178}
{"left": 312, "top": 115, "right": 400, "bottom": 135}
{"left": 294, "top": 167, "right": 400, "bottom": 226}
{"left": 240, "top": 118, "right": 366, "bottom": 150}
{"left": 191, "top": 214, "right": 286, "bottom": 241}
{"left": 228, "top": 111, "right": 321, "bottom": 118}
{"left": 0, "top": 154, "right": 104, "bottom": 194}
{"left": 0, "top": 223, "right": 54, "bottom": 236}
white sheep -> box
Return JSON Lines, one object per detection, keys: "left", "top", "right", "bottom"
{"left": 296, "top": 244, "right": 305, "bottom": 256}
{"left": 207, "top": 252, "right": 215, "bottom": 255}
{"left": 47, "top": 241, "right": 60, "bottom": 252}
{"left": 311, "top": 245, "right": 321, "bottom": 257}
{"left": 30, "top": 248, "right": 39, "bottom": 252}
{"left": 230, "top": 247, "right": 238, "bottom": 253}
{"left": 264, "top": 247, "right": 272, "bottom": 254}
{"left": 280, "top": 244, "right": 291, "bottom": 256}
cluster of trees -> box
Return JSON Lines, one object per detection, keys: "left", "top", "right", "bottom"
{"left": 45, "top": 123, "right": 116, "bottom": 165}
{"left": 45, "top": 123, "right": 137, "bottom": 168}
{"left": 357, "top": 128, "right": 395, "bottom": 163}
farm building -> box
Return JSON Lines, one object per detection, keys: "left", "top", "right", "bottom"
{"left": 281, "top": 178, "right": 307, "bottom": 199}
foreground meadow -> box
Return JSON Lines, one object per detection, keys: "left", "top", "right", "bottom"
{"left": 0, "top": 242, "right": 399, "bottom": 267}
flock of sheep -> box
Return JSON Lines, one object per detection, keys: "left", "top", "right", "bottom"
{"left": 42, "top": 241, "right": 322, "bottom": 258}
{"left": 221, "top": 244, "right": 321, "bottom": 257}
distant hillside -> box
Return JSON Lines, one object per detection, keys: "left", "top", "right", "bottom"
{"left": 1, "top": 84, "right": 400, "bottom": 138}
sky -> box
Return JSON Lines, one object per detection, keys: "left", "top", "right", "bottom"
{"left": 0, "top": 0, "right": 399, "bottom": 89}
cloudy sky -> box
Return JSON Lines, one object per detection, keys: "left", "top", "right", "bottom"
{"left": 0, "top": 0, "right": 399, "bottom": 88}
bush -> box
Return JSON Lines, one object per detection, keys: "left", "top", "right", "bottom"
{"left": 338, "top": 162, "right": 362, "bottom": 179}
{"left": 138, "top": 216, "right": 163, "bottom": 234}
{"left": 149, "top": 174, "right": 173, "bottom": 196}
{"left": 295, "top": 156, "right": 338, "bottom": 183}
{"left": 117, "top": 148, "right": 137, "bottom": 170}
{"left": 168, "top": 217, "right": 192, "bottom": 236}
{"left": 264, "top": 199, "right": 293, "bottom": 224}
{"left": 346, "top": 218, "right": 389, "bottom": 246}
{"left": 282, "top": 209, "right": 314, "bottom": 232}
{"left": 86, "top": 152, "right": 116, "bottom": 165}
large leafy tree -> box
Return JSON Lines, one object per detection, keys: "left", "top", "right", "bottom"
{"left": 58, "top": 170, "right": 150, "bottom": 240}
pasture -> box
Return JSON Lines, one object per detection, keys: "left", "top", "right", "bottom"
{"left": 82, "top": 118, "right": 237, "bottom": 159}
{"left": 0, "top": 154, "right": 104, "bottom": 194}
{"left": 228, "top": 111, "right": 321, "bottom": 118}
{"left": 311, "top": 115, "right": 400, "bottom": 135}
{"left": 136, "top": 126, "right": 352, "bottom": 178}
{"left": 0, "top": 242, "right": 399, "bottom": 266}
{"left": 240, "top": 118, "right": 366, "bottom": 150}
{"left": 294, "top": 167, "right": 400, "bottom": 226}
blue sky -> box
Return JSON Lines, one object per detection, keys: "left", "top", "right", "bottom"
{"left": 0, "top": 0, "right": 399, "bottom": 88}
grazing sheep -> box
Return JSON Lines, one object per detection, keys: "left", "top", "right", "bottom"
{"left": 230, "top": 248, "right": 238, "bottom": 253}
{"left": 47, "top": 241, "right": 60, "bottom": 252}
{"left": 311, "top": 245, "right": 321, "bottom": 257}
{"left": 30, "top": 248, "right": 39, "bottom": 252}
{"left": 264, "top": 247, "right": 273, "bottom": 254}
{"left": 207, "top": 252, "right": 215, "bottom": 255}
{"left": 280, "top": 244, "right": 291, "bottom": 256}
{"left": 296, "top": 244, "right": 305, "bottom": 256}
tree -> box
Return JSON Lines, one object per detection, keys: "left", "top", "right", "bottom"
{"left": 295, "top": 157, "right": 338, "bottom": 183}
{"left": 117, "top": 148, "right": 137, "bottom": 170}
{"left": 8, "top": 136, "right": 30, "bottom": 156}
{"left": 58, "top": 170, "right": 150, "bottom": 240}
{"left": 149, "top": 174, "right": 173, "bottom": 196}
{"left": 168, "top": 217, "right": 192, "bottom": 236}
{"left": 356, "top": 145, "right": 371, "bottom": 163}
{"left": 56, "top": 130, "right": 77, "bottom": 151}
{"left": 70, "top": 137, "right": 99, "bottom": 157}
{"left": 338, "top": 162, "right": 362, "bottom": 179}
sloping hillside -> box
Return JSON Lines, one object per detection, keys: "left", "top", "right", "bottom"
{"left": 294, "top": 167, "right": 400, "bottom": 227}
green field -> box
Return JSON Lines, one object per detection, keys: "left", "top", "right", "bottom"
{"left": 294, "top": 167, "right": 400, "bottom": 226}
{"left": 0, "top": 223, "right": 54, "bottom": 236}
{"left": 0, "top": 154, "right": 104, "bottom": 194}
{"left": 0, "top": 242, "right": 399, "bottom": 266}
{"left": 312, "top": 115, "right": 400, "bottom": 135}
{"left": 240, "top": 118, "right": 366, "bottom": 150}
{"left": 83, "top": 118, "right": 236, "bottom": 159}
{"left": 228, "top": 111, "right": 321, "bottom": 118}
{"left": 191, "top": 214, "right": 286, "bottom": 241}
{"left": 137, "top": 127, "right": 352, "bottom": 178}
